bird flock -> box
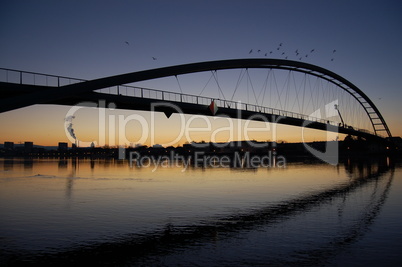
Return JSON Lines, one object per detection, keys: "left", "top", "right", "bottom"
{"left": 124, "top": 40, "right": 337, "bottom": 62}
{"left": 248, "top": 43, "right": 337, "bottom": 62}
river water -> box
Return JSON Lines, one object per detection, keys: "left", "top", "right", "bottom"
{"left": 0, "top": 157, "right": 401, "bottom": 266}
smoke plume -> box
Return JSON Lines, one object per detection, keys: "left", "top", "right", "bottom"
{"left": 65, "top": 116, "right": 76, "bottom": 140}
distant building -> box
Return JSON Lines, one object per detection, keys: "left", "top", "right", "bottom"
{"left": 24, "top": 142, "right": 33, "bottom": 153}
{"left": 4, "top": 141, "right": 14, "bottom": 150}
{"left": 58, "top": 142, "right": 68, "bottom": 151}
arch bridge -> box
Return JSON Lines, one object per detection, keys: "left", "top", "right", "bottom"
{"left": 0, "top": 59, "right": 392, "bottom": 140}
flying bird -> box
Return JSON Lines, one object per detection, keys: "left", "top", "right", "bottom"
{"left": 279, "top": 43, "right": 282, "bottom": 46}
{"left": 249, "top": 49, "right": 253, "bottom": 54}
{"left": 331, "top": 58, "right": 334, "bottom": 61}
{"left": 310, "top": 49, "right": 315, "bottom": 53}
{"left": 125, "top": 41, "right": 129, "bottom": 45}
{"left": 264, "top": 53, "right": 267, "bottom": 56}
{"left": 257, "top": 49, "right": 261, "bottom": 53}
{"left": 281, "top": 52, "right": 285, "bottom": 55}
{"left": 152, "top": 57, "right": 157, "bottom": 60}
{"left": 333, "top": 49, "right": 337, "bottom": 53}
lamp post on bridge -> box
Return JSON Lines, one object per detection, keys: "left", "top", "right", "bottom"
{"left": 334, "top": 104, "right": 345, "bottom": 127}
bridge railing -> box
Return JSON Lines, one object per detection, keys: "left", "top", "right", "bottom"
{"left": 0, "top": 68, "right": 85, "bottom": 87}
{"left": 97, "top": 84, "right": 344, "bottom": 128}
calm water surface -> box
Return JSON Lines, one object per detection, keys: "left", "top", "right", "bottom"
{"left": 0, "top": 157, "right": 401, "bottom": 266}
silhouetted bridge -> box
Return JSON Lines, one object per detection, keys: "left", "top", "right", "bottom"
{"left": 0, "top": 59, "right": 392, "bottom": 141}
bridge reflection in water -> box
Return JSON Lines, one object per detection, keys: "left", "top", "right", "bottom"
{"left": 0, "top": 156, "right": 396, "bottom": 266}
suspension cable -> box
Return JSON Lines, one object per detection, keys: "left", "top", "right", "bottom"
{"left": 198, "top": 71, "right": 214, "bottom": 96}
{"left": 245, "top": 69, "right": 260, "bottom": 107}
{"left": 259, "top": 69, "right": 271, "bottom": 108}
{"left": 175, "top": 75, "right": 183, "bottom": 94}
{"left": 230, "top": 68, "right": 246, "bottom": 102}
{"left": 212, "top": 70, "right": 226, "bottom": 100}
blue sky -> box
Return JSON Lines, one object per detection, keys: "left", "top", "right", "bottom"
{"left": 1, "top": 0, "right": 401, "bottom": 145}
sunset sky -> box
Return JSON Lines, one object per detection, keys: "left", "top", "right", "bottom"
{"left": 1, "top": 1, "right": 401, "bottom": 147}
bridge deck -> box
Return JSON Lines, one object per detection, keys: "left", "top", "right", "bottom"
{"left": 48, "top": 91, "right": 383, "bottom": 141}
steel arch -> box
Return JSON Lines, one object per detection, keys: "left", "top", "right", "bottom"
{"left": 0, "top": 59, "right": 392, "bottom": 138}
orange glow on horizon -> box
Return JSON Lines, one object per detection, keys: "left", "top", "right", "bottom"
{"left": 1, "top": 105, "right": 400, "bottom": 147}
